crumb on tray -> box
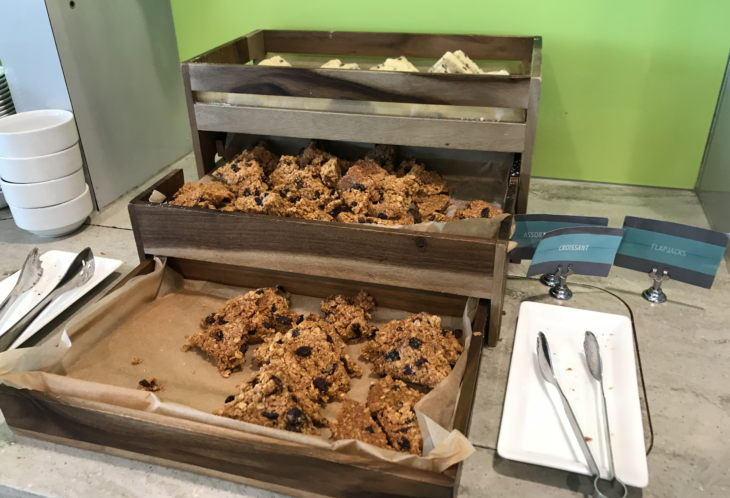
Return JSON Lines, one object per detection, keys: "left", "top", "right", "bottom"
{"left": 138, "top": 378, "right": 164, "bottom": 392}
{"left": 131, "top": 357, "right": 142, "bottom": 365}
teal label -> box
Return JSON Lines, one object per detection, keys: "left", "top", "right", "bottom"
{"left": 615, "top": 217, "right": 729, "bottom": 289}
{"left": 526, "top": 226, "right": 625, "bottom": 278}
{"left": 511, "top": 215, "right": 608, "bottom": 259}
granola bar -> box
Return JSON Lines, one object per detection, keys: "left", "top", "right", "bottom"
{"left": 320, "top": 291, "right": 377, "bottom": 341}
{"left": 367, "top": 376, "right": 424, "bottom": 455}
{"left": 330, "top": 398, "right": 391, "bottom": 450}
{"left": 186, "top": 287, "right": 295, "bottom": 377}
{"left": 376, "top": 403, "right": 423, "bottom": 455}
{"left": 366, "top": 375, "right": 424, "bottom": 413}
{"left": 212, "top": 158, "right": 270, "bottom": 197}
{"left": 169, "top": 182, "right": 234, "bottom": 209}
{"left": 361, "top": 313, "right": 464, "bottom": 387}
{"left": 213, "top": 367, "right": 326, "bottom": 434}
{"left": 453, "top": 200, "right": 503, "bottom": 220}
{"left": 253, "top": 317, "right": 362, "bottom": 402}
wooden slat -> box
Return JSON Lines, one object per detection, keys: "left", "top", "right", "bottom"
{"left": 130, "top": 201, "right": 497, "bottom": 299}
{"left": 263, "top": 30, "right": 534, "bottom": 62}
{"left": 0, "top": 387, "right": 454, "bottom": 498}
{"left": 517, "top": 37, "right": 542, "bottom": 215}
{"left": 183, "top": 64, "right": 225, "bottom": 178}
{"left": 187, "top": 30, "right": 266, "bottom": 64}
{"left": 167, "top": 258, "right": 468, "bottom": 317}
{"left": 487, "top": 176, "right": 519, "bottom": 346}
{"left": 452, "top": 300, "right": 488, "bottom": 435}
{"left": 194, "top": 103, "right": 526, "bottom": 152}
{"left": 187, "top": 65, "right": 531, "bottom": 109}
{"left": 128, "top": 169, "right": 185, "bottom": 261}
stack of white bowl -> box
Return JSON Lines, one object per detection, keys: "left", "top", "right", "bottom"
{"left": 0, "top": 110, "right": 93, "bottom": 237}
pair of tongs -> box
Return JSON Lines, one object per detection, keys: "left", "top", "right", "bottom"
{"left": 0, "top": 248, "right": 44, "bottom": 324}
{"left": 0, "top": 248, "right": 95, "bottom": 352}
{"left": 537, "top": 331, "right": 628, "bottom": 498}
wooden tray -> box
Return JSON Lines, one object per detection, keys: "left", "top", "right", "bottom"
{"left": 0, "top": 257, "right": 488, "bottom": 498}
{"left": 128, "top": 165, "right": 517, "bottom": 345}
{"left": 182, "top": 29, "right": 541, "bottom": 216}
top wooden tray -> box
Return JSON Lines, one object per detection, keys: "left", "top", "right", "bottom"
{"left": 181, "top": 29, "right": 541, "bottom": 215}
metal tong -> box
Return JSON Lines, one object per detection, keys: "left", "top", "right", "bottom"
{"left": 537, "top": 332, "right": 627, "bottom": 498}
{"left": 0, "top": 248, "right": 44, "bottom": 325}
{"left": 0, "top": 248, "right": 95, "bottom": 352}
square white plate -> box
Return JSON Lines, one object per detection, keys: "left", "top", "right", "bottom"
{"left": 0, "top": 250, "right": 122, "bottom": 349}
{"left": 497, "top": 302, "right": 648, "bottom": 487}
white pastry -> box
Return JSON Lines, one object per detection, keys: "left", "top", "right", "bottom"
{"left": 486, "top": 69, "right": 510, "bottom": 76}
{"left": 453, "top": 50, "right": 484, "bottom": 74}
{"left": 258, "top": 55, "right": 291, "bottom": 67}
{"left": 370, "top": 56, "right": 419, "bottom": 72}
{"left": 321, "top": 59, "right": 361, "bottom": 70}
{"left": 429, "top": 51, "right": 483, "bottom": 74}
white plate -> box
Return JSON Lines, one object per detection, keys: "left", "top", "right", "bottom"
{"left": 0, "top": 250, "right": 122, "bottom": 349}
{"left": 497, "top": 302, "right": 648, "bottom": 488}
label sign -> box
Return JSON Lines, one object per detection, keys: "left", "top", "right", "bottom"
{"left": 526, "top": 226, "right": 626, "bottom": 277}
{"left": 614, "top": 216, "right": 729, "bottom": 289}
{"left": 511, "top": 214, "right": 609, "bottom": 259}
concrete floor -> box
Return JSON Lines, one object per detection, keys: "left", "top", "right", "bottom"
{"left": 0, "top": 156, "right": 728, "bottom": 497}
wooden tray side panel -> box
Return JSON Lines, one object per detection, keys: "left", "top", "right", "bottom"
{"left": 194, "top": 103, "right": 526, "bottom": 152}
{"left": 187, "top": 65, "right": 531, "bottom": 109}
{"left": 0, "top": 387, "right": 453, "bottom": 498}
{"left": 517, "top": 37, "right": 542, "bottom": 215}
{"left": 130, "top": 200, "right": 498, "bottom": 299}
{"left": 167, "top": 258, "right": 468, "bottom": 317}
{"left": 262, "top": 30, "right": 535, "bottom": 66}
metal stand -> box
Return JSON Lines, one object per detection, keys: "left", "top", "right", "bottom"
{"left": 642, "top": 267, "right": 669, "bottom": 304}
{"left": 540, "top": 272, "right": 561, "bottom": 287}
{"left": 549, "top": 264, "right": 574, "bottom": 300}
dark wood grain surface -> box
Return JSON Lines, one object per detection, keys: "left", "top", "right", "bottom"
{"left": 0, "top": 387, "right": 455, "bottom": 498}
{"left": 194, "top": 103, "right": 526, "bottom": 153}
{"left": 131, "top": 200, "right": 498, "bottom": 298}
{"left": 188, "top": 64, "right": 531, "bottom": 109}
{"left": 263, "top": 30, "right": 534, "bottom": 64}
{"left": 167, "top": 257, "right": 469, "bottom": 317}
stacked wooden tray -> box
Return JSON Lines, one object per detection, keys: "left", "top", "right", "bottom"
{"left": 0, "top": 30, "right": 542, "bottom": 498}
{"left": 132, "top": 29, "right": 542, "bottom": 343}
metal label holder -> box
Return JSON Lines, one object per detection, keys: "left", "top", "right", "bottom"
{"left": 548, "top": 264, "right": 574, "bottom": 300}
{"left": 642, "top": 267, "right": 670, "bottom": 304}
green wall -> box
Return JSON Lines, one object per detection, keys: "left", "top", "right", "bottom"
{"left": 169, "top": 0, "right": 730, "bottom": 189}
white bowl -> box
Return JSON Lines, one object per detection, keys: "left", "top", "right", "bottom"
{"left": 0, "top": 110, "right": 79, "bottom": 158}
{"left": 9, "top": 184, "right": 92, "bottom": 237}
{"left": 0, "top": 167, "right": 86, "bottom": 208}
{"left": 0, "top": 142, "right": 82, "bottom": 183}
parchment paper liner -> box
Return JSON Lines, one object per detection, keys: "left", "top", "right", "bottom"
{"left": 0, "top": 259, "right": 477, "bottom": 472}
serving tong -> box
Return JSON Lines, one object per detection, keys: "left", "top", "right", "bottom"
{"left": 0, "top": 248, "right": 95, "bottom": 352}
{"left": 0, "top": 248, "right": 43, "bottom": 324}
{"left": 537, "top": 331, "right": 628, "bottom": 498}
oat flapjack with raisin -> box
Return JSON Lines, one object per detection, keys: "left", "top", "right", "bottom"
{"left": 320, "top": 291, "right": 377, "bottom": 341}
{"left": 185, "top": 287, "right": 296, "bottom": 377}
{"left": 329, "top": 398, "right": 391, "bottom": 450}
{"left": 452, "top": 200, "right": 503, "bottom": 220}
{"left": 367, "top": 376, "right": 424, "bottom": 455}
{"left": 361, "top": 313, "right": 463, "bottom": 387}
{"left": 169, "top": 182, "right": 234, "bottom": 210}
{"left": 213, "top": 367, "right": 326, "bottom": 434}
{"left": 253, "top": 317, "right": 362, "bottom": 402}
